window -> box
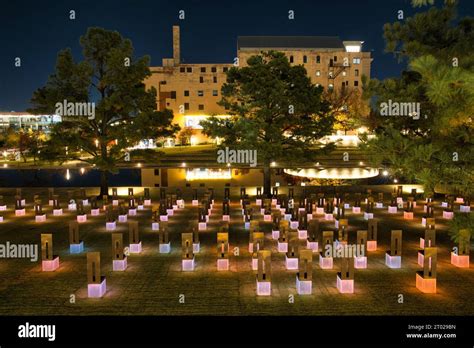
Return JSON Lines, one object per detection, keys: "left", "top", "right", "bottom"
{"left": 180, "top": 67, "right": 185, "bottom": 73}
{"left": 213, "top": 76, "right": 217, "bottom": 83}
{"left": 352, "top": 57, "right": 361, "bottom": 64}
{"left": 211, "top": 67, "right": 217, "bottom": 73}
{"left": 316, "top": 70, "right": 321, "bottom": 77}
{"left": 223, "top": 67, "right": 228, "bottom": 72}
{"left": 154, "top": 184, "right": 160, "bottom": 187}
{"left": 290, "top": 56, "right": 294, "bottom": 63}
{"left": 184, "top": 90, "right": 189, "bottom": 97}
{"left": 154, "top": 169, "right": 160, "bottom": 176}
{"left": 342, "top": 71, "right": 347, "bottom": 77}
{"left": 212, "top": 90, "right": 218, "bottom": 96}
{"left": 186, "top": 67, "right": 192, "bottom": 72}
{"left": 334, "top": 56, "right": 338, "bottom": 62}
{"left": 316, "top": 55, "right": 320, "bottom": 64}
{"left": 198, "top": 90, "right": 204, "bottom": 97}
{"left": 198, "top": 104, "right": 204, "bottom": 110}
{"left": 160, "top": 80, "right": 167, "bottom": 85}
{"left": 328, "top": 71, "right": 334, "bottom": 78}
{"left": 200, "top": 76, "right": 204, "bottom": 83}
{"left": 303, "top": 55, "right": 307, "bottom": 63}
{"left": 328, "top": 83, "right": 334, "bottom": 90}
{"left": 201, "top": 67, "right": 206, "bottom": 73}
{"left": 355, "top": 69, "right": 359, "bottom": 77}
{"left": 170, "top": 91, "right": 176, "bottom": 99}
{"left": 354, "top": 80, "right": 359, "bottom": 87}
{"left": 184, "top": 103, "right": 189, "bottom": 110}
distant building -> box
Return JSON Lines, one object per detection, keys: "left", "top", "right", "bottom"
{"left": 144, "top": 26, "right": 372, "bottom": 144}
{"left": 0, "top": 112, "right": 61, "bottom": 132}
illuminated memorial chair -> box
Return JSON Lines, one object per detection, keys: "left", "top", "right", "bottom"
{"left": 144, "top": 187, "right": 152, "bottom": 206}
{"left": 451, "top": 229, "right": 470, "bottom": 268}
{"left": 128, "top": 221, "right": 142, "bottom": 253}
{"left": 353, "top": 193, "right": 362, "bottom": 213}
{"left": 354, "top": 230, "right": 367, "bottom": 269}
{"left": 420, "top": 218, "right": 435, "bottom": 247}
{"left": 87, "top": 252, "right": 106, "bottom": 298}
{"left": 76, "top": 200, "right": 87, "bottom": 223}
{"left": 69, "top": 220, "right": 84, "bottom": 253}
{"left": 388, "top": 193, "right": 398, "bottom": 214}
{"left": 251, "top": 232, "right": 264, "bottom": 270}
{"left": 151, "top": 210, "right": 160, "bottom": 231}
{"left": 255, "top": 187, "right": 262, "bottom": 206}
{"left": 15, "top": 195, "right": 26, "bottom": 216}
{"left": 324, "top": 199, "right": 334, "bottom": 221}
{"left": 256, "top": 250, "right": 271, "bottom": 296}
{"left": 159, "top": 199, "right": 168, "bottom": 222}
{"left": 297, "top": 213, "right": 308, "bottom": 239}
{"left": 319, "top": 231, "right": 334, "bottom": 269}
{"left": 307, "top": 219, "right": 319, "bottom": 252}
{"left": 165, "top": 194, "right": 174, "bottom": 216}
{"left": 41, "top": 234, "right": 59, "bottom": 271}
{"left": 263, "top": 199, "right": 272, "bottom": 222}
{"left": 271, "top": 211, "right": 281, "bottom": 239}
{"left": 182, "top": 232, "right": 195, "bottom": 271}
{"left": 277, "top": 223, "right": 289, "bottom": 253}
{"left": 112, "top": 233, "right": 127, "bottom": 271}
{"left": 90, "top": 197, "right": 100, "bottom": 216}
{"left": 404, "top": 197, "right": 414, "bottom": 220}
{"left": 111, "top": 187, "right": 119, "bottom": 206}
{"left": 128, "top": 196, "right": 137, "bottom": 216}
{"left": 51, "top": 195, "right": 62, "bottom": 216}
{"left": 337, "top": 256, "right": 354, "bottom": 293}
{"left": 375, "top": 192, "right": 383, "bottom": 209}
{"left": 79, "top": 187, "right": 88, "bottom": 206}
{"left": 418, "top": 229, "right": 435, "bottom": 266}
{"left": 422, "top": 204, "right": 434, "bottom": 227}
{"left": 0, "top": 196, "right": 4, "bottom": 222}
{"left": 305, "top": 196, "right": 314, "bottom": 221}
{"left": 192, "top": 188, "right": 199, "bottom": 206}
{"left": 159, "top": 222, "right": 170, "bottom": 253}
{"left": 48, "top": 188, "right": 54, "bottom": 206}
{"left": 34, "top": 200, "right": 46, "bottom": 222}
{"left": 364, "top": 198, "right": 374, "bottom": 220}
{"left": 460, "top": 196, "right": 470, "bottom": 213}
{"left": 217, "top": 232, "right": 230, "bottom": 271}
{"left": 316, "top": 194, "right": 325, "bottom": 215}
{"left": 336, "top": 219, "right": 348, "bottom": 244}
{"left": 385, "top": 230, "right": 402, "bottom": 268}
{"left": 443, "top": 197, "right": 454, "bottom": 220}
{"left": 192, "top": 226, "right": 200, "bottom": 253}
{"left": 222, "top": 199, "right": 230, "bottom": 222}
{"left": 296, "top": 249, "right": 313, "bottom": 295}
{"left": 290, "top": 208, "right": 299, "bottom": 229}
{"left": 416, "top": 247, "right": 437, "bottom": 293}
{"left": 285, "top": 233, "right": 299, "bottom": 270}
{"left": 198, "top": 205, "right": 208, "bottom": 231}
{"left": 105, "top": 205, "right": 117, "bottom": 230}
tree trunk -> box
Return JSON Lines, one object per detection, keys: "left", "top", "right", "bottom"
{"left": 99, "top": 169, "right": 108, "bottom": 198}
{"left": 263, "top": 164, "right": 272, "bottom": 197}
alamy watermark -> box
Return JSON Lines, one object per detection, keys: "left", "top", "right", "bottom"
{"left": 380, "top": 99, "right": 421, "bottom": 120}
{"left": 55, "top": 99, "right": 95, "bottom": 120}
{"left": 217, "top": 147, "right": 257, "bottom": 167}
{"left": 324, "top": 242, "right": 365, "bottom": 258}
{"left": 0, "top": 241, "right": 38, "bottom": 262}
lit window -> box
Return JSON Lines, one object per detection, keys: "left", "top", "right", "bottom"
{"left": 316, "top": 70, "right": 321, "bottom": 76}
{"left": 212, "top": 90, "right": 218, "bottom": 96}
{"left": 352, "top": 58, "right": 361, "bottom": 64}
{"left": 198, "top": 90, "right": 204, "bottom": 97}
{"left": 342, "top": 71, "right": 347, "bottom": 76}
{"left": 328, "top": 83, "right": 334, "bottom": 90}
{"left": 355, "top": 69, "right": 359, "bottom": 76}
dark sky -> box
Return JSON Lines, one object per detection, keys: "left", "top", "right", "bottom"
{"left": 1, "top": 0, "right": 472, "bottom": 111}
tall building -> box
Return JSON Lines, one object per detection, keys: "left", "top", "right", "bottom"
{"left": 144, "top": 26, "right": 372, "bottom": 144}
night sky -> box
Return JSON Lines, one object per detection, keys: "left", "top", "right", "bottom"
{"left": 1, "top": 0, "right": 473, "bottom": 111}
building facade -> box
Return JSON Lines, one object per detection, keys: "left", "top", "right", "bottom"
{"left": 144, "top": 26, "right": 372, "bottom": 144}
{"left": 0, "top": 112, "right": 61, "bottom": 133}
